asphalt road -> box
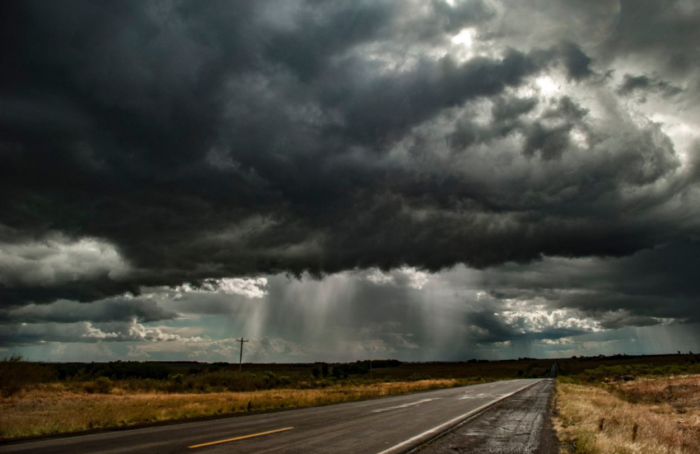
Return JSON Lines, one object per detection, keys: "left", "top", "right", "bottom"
{"left": 0, "top": 379, "right": 544, "bottom": 454}
{"left": 418, "top": 379, "right": 558, "bottom": 454}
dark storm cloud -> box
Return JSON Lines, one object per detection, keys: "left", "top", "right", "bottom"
{"left": 320, "top": 47, "right": 554, "bottom": 146}
{"left": 478, "top": 240, "right": 700, "bottom": 326}
{"left": 0, "top": 297, "right": 177, "bottom": 324}
{"left": 617, "top": 74, "right": 683, "bottom": 98}
{"left": 0, "top": 0, "right": 699, "bottom": 314}
{"left": 447, "top": 95, "right": 589, "bottom": 161}
{"left": 559, "top": 42, "right": 594, "bottom": 81}
{"left": 601, "top": 0, "right": 700, "bottom": 79}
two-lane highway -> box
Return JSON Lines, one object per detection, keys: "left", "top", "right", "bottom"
{"left": 0, "top": 379, "right": 544, "bottom": 454}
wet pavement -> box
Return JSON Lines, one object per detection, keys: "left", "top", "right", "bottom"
{"left": 417, "top": 379, "right": 559, "bottom": 454}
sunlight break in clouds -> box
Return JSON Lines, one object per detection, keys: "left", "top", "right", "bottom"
{"left": 366, "top": 267, "right": 430, "bottom": 290}
{"left": 175, "top": 278, "right": 268, "bottom": 298}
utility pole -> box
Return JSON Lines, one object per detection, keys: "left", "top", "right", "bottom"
{"left": 236, "top": 338, "right": 249, "bottom": 373}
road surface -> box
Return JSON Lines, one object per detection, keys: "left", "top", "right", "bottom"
{"left": 0, "top": 379, "right": 549, "bottom": 454}
{"left": 418, "top": 379, "right": 558, "bottom": 454}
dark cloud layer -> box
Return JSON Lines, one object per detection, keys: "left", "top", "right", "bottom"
{"left": 617, "top": 74, "right": 683, "bottom": 99}
{"left": 1, "top": 0, "right": 699, "bottom": 348}
{"left": 0, "top": 298, "right": 177, "bottom": 324}
{"left": 479, "top": 240, "right": 700, "bottom": 324}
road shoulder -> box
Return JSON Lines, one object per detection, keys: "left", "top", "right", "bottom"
{"left": 417, "top": 380, "right": 559, "bottom": 454}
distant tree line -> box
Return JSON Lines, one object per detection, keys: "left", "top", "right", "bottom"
{"left": 312, "top": 360, "right": 402, "bottom": 379}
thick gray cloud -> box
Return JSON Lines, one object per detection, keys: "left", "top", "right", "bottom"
{"left": 599, "top": 1, "right": 700, "bottom": 79}
{"left": 1, "top": 0, "right": 699, "bottom": 359}
{"left": 617, "top": 74, "right": 683, "bottom": 99}
{"left": 0, "top": 297, "right": 177, "bottom": 324}
{"left": 480, "top": 241, "right": 700, "bottom": 324}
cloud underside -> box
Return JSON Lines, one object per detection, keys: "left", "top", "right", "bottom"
{"left": 1, "top": 0, "right": 700, "bottom": 356}
{"left": 2, "top": 241, "right": 699, "bottom": 356}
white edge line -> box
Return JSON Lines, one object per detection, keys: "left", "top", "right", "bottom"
{"left": 375, "top": 380, "right": 542, "bottom": 454}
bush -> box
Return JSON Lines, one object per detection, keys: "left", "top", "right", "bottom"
{"left": 84, "top": 377, "right": 113, "bottom": 394}
{"left": 95, "top": 377, "right": 113, "bottom": 393}
{"left": 0, "top": 355, "right": 56, "bottom": 397}
{"left": 332, "top": 362, "right": 371, "bottom": 379}
{"left": 311, "top": 362, "right": 330, "bottom": 379}
{"left": 332, "top": 366, "right": 348, "bottom": 379}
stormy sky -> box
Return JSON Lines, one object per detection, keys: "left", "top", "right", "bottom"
{"left": 1, "top": 0, "right": 699, "bottom": 362}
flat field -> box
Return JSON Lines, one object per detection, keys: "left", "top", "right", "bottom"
{"left": 0, "top": 379, "right": 467, "bottom": 439}
{"left": 1, "top": 353, "right": 698, "bottom": 441}
{"left": 554, "top": 359, "right": 700, "bottom": 454}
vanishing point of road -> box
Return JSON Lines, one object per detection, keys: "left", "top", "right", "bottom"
{"left": 0, "top": 379, "right": 557, "bottom": 454}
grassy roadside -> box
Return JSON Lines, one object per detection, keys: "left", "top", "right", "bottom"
{"left": 553, "top": 375, "right": 700, "bottom": 454}
{"left": 0, "top": 378, "right": 482, "bottom": 439}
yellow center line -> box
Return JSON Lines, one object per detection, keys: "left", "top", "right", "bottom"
{"left": 188, "top": 427, "right": 295, "bottom": 449}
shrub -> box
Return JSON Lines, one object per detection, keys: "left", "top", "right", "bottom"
{"left": 95, "top": 377, "right": 113, "bottom": 394}
{"left": 331, "top": 362, "right": 370, "bottom": 379}
{"left": 332, "top": 365, "right": 350, "bottom": 379}
{"left": 264, "top": 371, "right": 280, "bottom": 386}
{"left": 0, "top": 355, "right": 56, "bottom": 397}
{"left": 84, "top": 377, "right": 113, "bottom": 394}
{"left": 311, "top": 363, "right": 330, "bottom": 379}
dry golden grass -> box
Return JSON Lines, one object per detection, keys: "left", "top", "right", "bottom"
{"left": 0, "top": 379, "right": 464, "bottom": 439}
{"left": 554, "top": 375, "right": 700, "bottom": 454}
